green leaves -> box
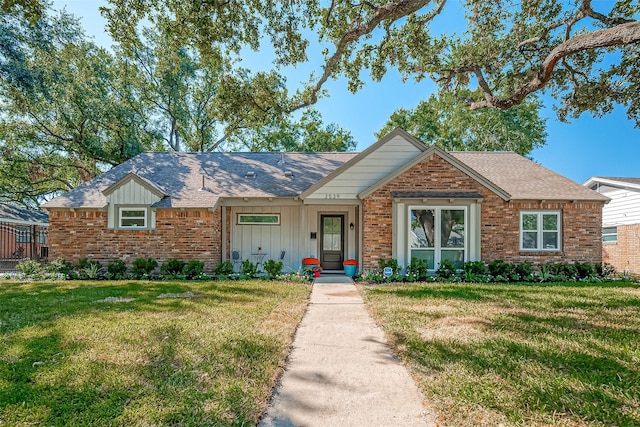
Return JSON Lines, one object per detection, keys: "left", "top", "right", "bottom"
{"left": 378, "top": 90, "right": 546, "bottom": 155}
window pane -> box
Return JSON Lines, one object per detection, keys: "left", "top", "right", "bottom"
{"left": 441, "top": 209, "right": 465, "bottom": 247}
{"left": 239, "top": 214, "right": 279, "bottom": 224}
{"left": 120, "top": 209, "right": 146, "bottom": 228}
{"left": 602, "top": 226, "right": 617, "bottom": 234}
{"left": 522, "top": 214, "right": 537, "bottom": 230}
{"left": 322, "top": 217, "right": 341, "bottom": 251}
{"left": 411, "top": 250, "right": 434, "bottom": 269}
{"left": 542, "top": 232, "right": 558, "bottom": 249}
{"left": 542, "top": 214, "right": 558, "bottom": 231}
{"left": 522, "top": 231, "right": 538, "bottom": 249}
{"left": 441, "top": 250, "right": 464, "bottom": 269}
{"left": 410, "top": 209, "right": 434, "bottom": 248}
{"left": 603, "top": 235, "right": 618, "bottom": 242}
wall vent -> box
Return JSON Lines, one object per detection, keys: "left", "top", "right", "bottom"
{"left": 283, "top": 170, "right": 293, "bottom": 178}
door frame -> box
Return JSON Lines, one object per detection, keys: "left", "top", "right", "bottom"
{"left": 319, "top": 213, "right": 346, "bottom": 270}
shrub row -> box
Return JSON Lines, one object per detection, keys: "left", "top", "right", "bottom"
{"left": 358, "top": 259, "right": 625, "bottom": 284}
{"left": 10, "top": 257, "right": 308, "bottom": 283}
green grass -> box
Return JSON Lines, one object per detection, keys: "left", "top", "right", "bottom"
{"left": 0, "top": 280, "right": 310, "bottom": 426}
{"left": 360, "top": 282, "right": 640, "bottom": 427}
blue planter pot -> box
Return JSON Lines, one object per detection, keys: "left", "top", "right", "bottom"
{"left": 344, "top": 265, "right": 357, "bottom": 277}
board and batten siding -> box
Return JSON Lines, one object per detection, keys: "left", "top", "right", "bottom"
{"left": 599, "top": 187, "right": 640, "bottom": 226}
{"left": 230, "top": 206, "right": 301, "bottom": 272}
{"left": 230, "top": 204, "right": 359, "bottom": 271}
{"left": 105, "top": 179, "right": 161, "bottom": 228}
{"left": 305, "top": 135, "right": 422, "bottom": 200}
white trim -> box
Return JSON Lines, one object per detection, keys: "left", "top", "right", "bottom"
{"left": 519, "top": 211, "right": 562, "bottom": 251}
{"left": 118, "top": 207, "right": 148, "bottom": 229}
{"left": 407, "top": 205, "right": 468, "bottom": 271}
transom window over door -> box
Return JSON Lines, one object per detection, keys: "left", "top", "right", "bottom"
{"left": 409, "top": 207, "right": 466, "bottom": 269}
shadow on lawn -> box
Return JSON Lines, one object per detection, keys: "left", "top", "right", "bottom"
{"left": 0, "top": 280, "right": 282, "bottom": 335}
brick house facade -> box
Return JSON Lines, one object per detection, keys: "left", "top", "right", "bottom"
{"left": 43, "top": 129, "right": 608, "bottom": 274}
{"left": 48, "top": 208, "right": 222, "bottom": 272}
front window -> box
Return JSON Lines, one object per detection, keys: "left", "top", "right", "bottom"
{"left": 602, "top": 226, "right": 617, "bottom": 242}
{"left": 119, "top": 208, "right": 147, "bottom": 228}
{"left": 520, "top": 211, "right": 561, "bottom": 251}
{"left": 410, "top": 207, "right": 466, "bottom": 269}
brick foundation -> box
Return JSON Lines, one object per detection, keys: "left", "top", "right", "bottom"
{"left": 47, "top": 208, "right": 222, "bottom": 273}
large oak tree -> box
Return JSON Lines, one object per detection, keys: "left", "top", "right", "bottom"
{"left": 100, "top": 0, "right": 640, "bottom": 124}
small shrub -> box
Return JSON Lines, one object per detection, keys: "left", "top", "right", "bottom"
{"left": 161, "top": 259, "right": 187, "bottom": 277}
{"left": 47, "top": 257, "right": 74, "bottom": 276}
{"left": 131, "top": 258, "right": 158, "bottom": 279}
{"left": 407, "top": 258, "right": 428, "bottom": 280}
{"left": 263, "top": 259, "right": 283, "bottom": 277}
{"left": 488, "top": 259, "right": 513, "bottom": 278}
{"left": 436, "top": 259, "right": 457, "bottom": 280}
{"left": 378, "top": 259, "right": 401, "bottom": 275}
{"left": 184, "top": 260, "right": 205, "bottom": 279}
{"left": 574, "top": 261, "right": 594, "bottom": 279}
{"left": 214, "top": 261, "right": 234, "bottom": 276}
{"left": 83, "top": 262, "right": 102, "bottom": 279}
{"left": 463, "top": 261, "right": 486, "bottom": 275}
{"left": 106, "top": 259, "right": 127, "bottom": 279}
{"left": 241, "top": 259, "right": 258, "bottom": 277}
{"left": 16, "top": 260, "right": 43, "bottom": 278}
{"left": 513, "top": 261, "right": 533, "bottom": 279}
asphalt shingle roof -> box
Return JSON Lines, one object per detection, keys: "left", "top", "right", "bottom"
{"left": 0, "top": 202, "right": 49, "bottom": 224}
{"left": 43, "top": 148, "right": 607, "bottom": 209}
{"left": 450, "top": 152, "right": 608, "bottom": 202}
{"left": 43, "top": 152, "right": 359, "bottom": 209}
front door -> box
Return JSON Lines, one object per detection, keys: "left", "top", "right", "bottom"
{"left": 320, "top": 215, "right": 344, "bottom": 270}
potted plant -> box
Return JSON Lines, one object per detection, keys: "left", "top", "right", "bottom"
{"left": 343, "top": 259, "right": 358, "bottom": 277}
{"left": 312, "top": 265, "right": 323, "bottom": 278}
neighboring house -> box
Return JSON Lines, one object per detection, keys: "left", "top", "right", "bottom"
{"left": 0, "top": 202, "right": 49, "bottom": 271}
{"left": 42, "top": 128, "right": 608, "bottom": 273}
{"left": 584, "top": 177, "right": 640, "bottom": 276}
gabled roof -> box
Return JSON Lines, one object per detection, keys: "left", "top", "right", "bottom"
{"left": 300, "top": 128, "right": 426, "bottom": 199}
{"left": 102, "top": 172, "right": 167, "bottom": 198}
{"left": 42, "top": 129, "right": 607, "bottom": 210}
{"left": 359, "top": 145, "right": 512, "bottom": 200}
{"left": 583, "top": 176, "right": 640, "bottom": 191}
{"left": 42, "top": 152, "right": 358, "bottom": 209}
{"left": 0, "top": 202, "right": 48, "bottom": 225}
{"left": 451, "top": 152, "right": 609, "bottom": 202}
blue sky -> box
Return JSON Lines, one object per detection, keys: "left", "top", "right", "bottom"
{"left": 51, "top": 0, "right": 639, "bottom": 184}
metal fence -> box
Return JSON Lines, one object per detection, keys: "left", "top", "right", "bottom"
{"left": 0, "top": 222, "right": 48, "bottom": 272}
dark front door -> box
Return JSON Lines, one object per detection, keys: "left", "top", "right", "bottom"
{"left": 320, "top": 215, "right": 344, "bottom": 270}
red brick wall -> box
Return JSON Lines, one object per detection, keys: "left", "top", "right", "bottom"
{"left": 47, "top": 208, "right": 222, "bottom": 273}
{"left": 603, "top": 224, "right": 640, "bottom": 276}
{"left": 361, "top": 154, "right": 604, "bottom": 270}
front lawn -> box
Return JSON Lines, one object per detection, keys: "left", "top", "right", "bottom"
{"left": 0, "top": 280, "right": 310, "bottom": 426}
{"left": 361, "top": 282, "right": 640, "bottom": 426}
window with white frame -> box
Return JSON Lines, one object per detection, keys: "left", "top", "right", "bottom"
{"left": 520, "top": 211, "right": 561, "bottom": 251}
{"left": 118, "top": 207, "right": 148, "bottom": 228}
{"left": 409, "top": 207, "right": 467, "bottom": 269}
{"left": 602, "top": 226, "right": 617, "bottom": 242}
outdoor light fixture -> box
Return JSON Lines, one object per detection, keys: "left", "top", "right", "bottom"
{"left": 350, "top": 222, "right": 354, "bottom": 230}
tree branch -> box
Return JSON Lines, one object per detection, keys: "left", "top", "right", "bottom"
{"left": 469, "top": 20, "right": 640, "bottom": 110}
{"left": 291, "top": 0, "right": 438, "bottom": 111}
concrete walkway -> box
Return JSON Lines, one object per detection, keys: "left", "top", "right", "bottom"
{"left": 259, "top": 275, "right": 434, "bottom": 426}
